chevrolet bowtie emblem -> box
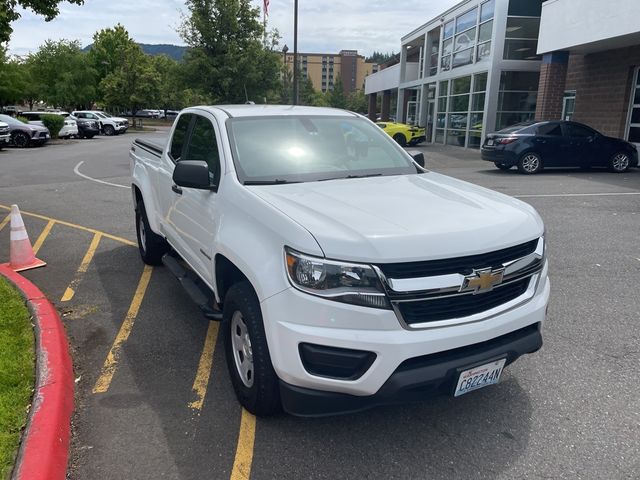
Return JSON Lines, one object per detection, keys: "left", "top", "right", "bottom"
{"left": 461, "top": 268, "right": 505, "bottom": 294}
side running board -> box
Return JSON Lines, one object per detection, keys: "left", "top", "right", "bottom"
{"left": 162, "top": 253, "right": 223, "bottom": 321}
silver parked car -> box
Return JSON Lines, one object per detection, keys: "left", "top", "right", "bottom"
{"left": 0, "top": 114, "right": 50, "bottom": 148}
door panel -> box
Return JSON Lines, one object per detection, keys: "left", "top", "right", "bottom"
{"left": 563, "top": 123, "right": 597, "bottom": 167}
{"left": 532, "top": 123, "right": 565, "bottom": 166}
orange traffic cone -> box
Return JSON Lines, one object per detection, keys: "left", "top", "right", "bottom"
{"left": 3, "top": 204, "right": 46, "bottom": 272}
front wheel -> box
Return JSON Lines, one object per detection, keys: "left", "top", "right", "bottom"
{"left": 610, "top": 152, "right": 630, "bottom": 173}
{"left": 11, "top": 132, "right": 29, "bottom": 148}
{"left": 135, "top": 202, "right": 169, "bottom": 265}
{"left": 223, "top": 281, "right": 281, "bottom": 416}
{"left": 103, "top": 124, "right": 115, "bottom": 136}
{"left": 517, "top": 152, "right": 543, "bottom": 174}
{"left": 494, "top": 162, "right": 512, "bottom": 171}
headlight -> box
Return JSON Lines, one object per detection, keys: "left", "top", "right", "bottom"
{"left": 284, "top": 248, "right": 390, "bottom": 309}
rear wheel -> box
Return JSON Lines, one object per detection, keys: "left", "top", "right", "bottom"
{"left": 494, "top": 162, "right": 512, "bottom": 171}
{"left": 135, "top": 201, "right": 169, "bottom": 265}
{"left": 517, "top": 152, "right": 543, "bottom": 174}
{"left": 85, "top": 134, "right": 95, "bottom": 139}
{"left": 393, "top": 133, "right": 407, "bottom": 147}
{"left": 609, "top": 152, "right": 630, "bottom": 173}
{"left": 223, "top": 281, "right": 281, "bottom": 416}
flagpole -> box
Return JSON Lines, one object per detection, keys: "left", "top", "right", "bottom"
{"left": 293, "top": 0, "right": 299, "bottom": 105}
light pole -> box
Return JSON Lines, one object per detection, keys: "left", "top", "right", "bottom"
{"left": 293, "top": 0, "right": 299, "bottom": 105}
{"left": 282, "top": 44, "right": 289, "bottom": 103}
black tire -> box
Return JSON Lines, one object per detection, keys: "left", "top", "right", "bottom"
{"left": 103, "top": 124, "right": 115, "bottom": 136}
{"left": 135, "top": 201, "right": 169, "bottom": 265}
{"left": 11, "top": 131, "right": 29, "bottom": 148}
{"left": 78, "top": 133, "right": 85, "bottom": 139}
{"left": 517, "top": 152, "right": 543, "bottom": 174}
{"left": 222, "top": 281, "right": 281, "bottom": 416}
{"left": 609, "top": 152, "right": 630, "bottom": 173}
{"left": 393, "top": 133, "right": 407, "bottom": 147}
{"left": 86, "top": 134, "right": 95, "bottom": 139}
{"left": 494, "top": 162, "right": 512, "bottom": 171}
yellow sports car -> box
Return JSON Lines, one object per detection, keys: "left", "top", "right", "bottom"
{"left": 376, "top": 122, "right": 426, "bottom": 147}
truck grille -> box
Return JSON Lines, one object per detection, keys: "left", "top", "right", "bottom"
{"left": 378, "top": 239, "right": 538, "bottom": 279}
{"left": 0, "top": 126, "right": 8, "bottom": 134}
{"left": 396, "top": 278, "right": 530, "bottom": 325}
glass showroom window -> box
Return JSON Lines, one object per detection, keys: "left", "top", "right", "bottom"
{"left": 477, "top": 0, "right": 494, "bottom": 62}
{"left": 441, "top": 20, "right": 454, "bottom": 72}
{"left": 504, "top": 0, "right": 542, "bottom": 60}
{"left": 435, "top": 80, "right": 448, "bottom": 144}
{"left": 496, "top": 70, "right": 539, "bottom": 130}
{"left": 452, "top": 7, "right": 477, "bottom": 69}
{"left": 446, "top": 76, "right": 471, "bottom": 147}
{"left": 468, "top": 72, "right": 488, "bottom": 148}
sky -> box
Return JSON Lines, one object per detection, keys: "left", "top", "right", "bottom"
{"left": 7, "top": 0, "right": 460, "bottom": 58}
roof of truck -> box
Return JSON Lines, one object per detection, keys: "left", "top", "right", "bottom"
{"left": 192, "top": 104, "right": 359, "bottom": 118}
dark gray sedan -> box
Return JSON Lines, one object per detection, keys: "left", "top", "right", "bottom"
{"left": 0, "top": 114, "right": 50, "bottom": 148}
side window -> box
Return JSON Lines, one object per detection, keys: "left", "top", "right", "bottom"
{"left": 184, "top": 115, "right": 221, "bottom": 183}
{"left": 89, "top": 114, "right": 99, "bottom": 120}
{"left": 170, "top": 114, "right": 192, "bottom": 162}
{"left": 536, "top": 123, "right": 562, "bottom": 136}
{"left": 566, "top": 123, "right": 594, "bottom": 138}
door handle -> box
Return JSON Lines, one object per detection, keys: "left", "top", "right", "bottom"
{"left": 172, "top": 184, "right": 183, "bottom": 195}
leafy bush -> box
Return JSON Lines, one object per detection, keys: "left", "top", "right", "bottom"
{"left": 39, "top": 114, "right": 64, "bottom": 138}
{"left": 16, "top": 116, "right": 29, "bottom": 124}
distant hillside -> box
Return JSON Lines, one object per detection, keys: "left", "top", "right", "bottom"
{"left": 83, "top": 43, "right": 188, "bottom": 61}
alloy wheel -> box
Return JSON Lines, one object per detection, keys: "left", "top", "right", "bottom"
{"left": 612, "top": 153, "right": 629, "bottom": 172}
{"left": 521, "top": 154, "right": 540, "bottom": 173}
{"left": 231, "top": 311, "right": 254, "bottom": 388}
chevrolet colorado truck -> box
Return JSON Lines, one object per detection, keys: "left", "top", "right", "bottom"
{"left": 130, "top": 105, "right": 549, "bottom": 417}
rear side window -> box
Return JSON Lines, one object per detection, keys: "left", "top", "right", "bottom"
{"left": 566, "top": 123, "right": 594, "bottom": 138}
{"left": 170, "top": 114, "right": 192, "bottom": 161}
{"left": 536, "top": 123, "right": 562, "bottom": 136}
{"left": 184, "top": 115, "right": 220, "bottom": 183}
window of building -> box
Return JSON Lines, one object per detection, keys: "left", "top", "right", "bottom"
{"left": 480, "top": 0, "right": 494, "bottom": 22}
{"left": 455, "top": 8, "right": 477, "bottom": 33}
{"left": 496, "top": 70, "right": 539, "bottom": 130}
{"left": 443, "top": 20, "right": 454, "bottom": 39}
{"left": 562, "top": 91, "right": 576, "bottom": 121}
{"left": 504, "top": 2, "right": 542, "bottom": 60}
{"left": 625, "top": 67, "right": 640, "bottom": 146}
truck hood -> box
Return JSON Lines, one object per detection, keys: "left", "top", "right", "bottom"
{"left": 248, "top": 173, "right": 544, "bottom": 263}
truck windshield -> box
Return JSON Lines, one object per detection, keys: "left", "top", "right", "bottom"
{"left": 227, "top": 115, "right": 419, "bottom": 184}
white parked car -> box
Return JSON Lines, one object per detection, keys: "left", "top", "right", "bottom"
{"left": 130, "top": 105, "right": 550, "bottom": 417}
{"left": 20, "top": 111, "right": 78, "bottom": 138}
{"left": 0, "top": 121, "right": 10, "bottom": 149}
{"left": 71, "top": 110, "right": 129, "bottom": 136}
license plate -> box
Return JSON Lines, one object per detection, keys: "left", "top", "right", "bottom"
{"left": 486, "top": 139, "right": 495, "bottom": 146}
{"left": 454, "top": 358, "right": 506, "bottom": 397}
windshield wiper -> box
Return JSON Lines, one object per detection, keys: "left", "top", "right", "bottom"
{"left": 243, "top": 179, "right": 299, "bottom": 185}
{"left": 318, "top": 173, "right": 383, "bottom": 182}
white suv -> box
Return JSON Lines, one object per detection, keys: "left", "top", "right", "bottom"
{"left": 20, "top": 111, "right": 78, "bottom": 138}
{"left": 72, "top": 110, "right": 129, "bottom": 136}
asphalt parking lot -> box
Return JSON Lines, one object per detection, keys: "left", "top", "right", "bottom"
{"left": 1, "top": 133, "right": 639, "bottom": 479}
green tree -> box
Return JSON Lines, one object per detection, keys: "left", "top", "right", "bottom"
{"left": 365, "top": 51, "right": 397, "bottom": 64}
{"left": 346, "top": 90, "right": 367, "bottom": 114}
{"left": 178, "top": 0, "right": 281, "bottom": 103}
{"left": 153, "top": 54, "right": 186, "bottom": 111}
{"left": 0, "top": 0, "right": 84, "bottom": 44}
{"left": 327, "top": 75, "right": 347, "bottom": 109}
{"left": 88, "top": 24, "right": 137, "bottom": 91}
{"left": 27, "top": 40, "right": 97, "bottom": 109}
{"left": 0, "top": 49, "right": 27, "bottom": 107}
{"left": 100, "top": 43, "right": 160, "bottom": 114}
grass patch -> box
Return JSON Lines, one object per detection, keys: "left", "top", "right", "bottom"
{"left": 0, "top": 277, "right": 34, "bottom": 478}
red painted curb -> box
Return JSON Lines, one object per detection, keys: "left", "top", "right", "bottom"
{"left": 0, "top": 265, "right": 74, "bottom": 480}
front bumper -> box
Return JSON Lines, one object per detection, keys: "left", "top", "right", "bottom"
{"left": 0, "top": 133, "right": 9, "bottom": 145}
{"left": 280, "top": 322, "right": 542, "bottom": 416}
{"left": 59, "top": 125, "right": 78, "bottom": 137}
{"left": 261, "top": 263, "right": 550, "bottom": 410}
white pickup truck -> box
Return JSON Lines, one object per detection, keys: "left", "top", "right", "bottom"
{"left": 130, "top": 105, "right": 549, "bottom": 417}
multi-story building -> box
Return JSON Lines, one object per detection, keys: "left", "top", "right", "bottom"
{"left": 366, "top": 0, "right": 640, "bottom": 150}
{"left": 284, "top": 50, "right": 378, "bottom": 94}
{"left": 366, "top": 0, "right": 545, "bottom": 148}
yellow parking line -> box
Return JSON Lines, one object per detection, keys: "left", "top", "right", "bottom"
{"left": 0, "top": 213, "right": 10, "bottom": 232}
{"left": 93, "top": 265, "right": 153, "bottom": 393}
{"left": 188, "top": 322, "right": 219, "bottom": 410}
{"left": 0, "top": 204, "right": 136, "bottom": 247}
{"left": 61, "top": 233, "right": 102, "bottom": 302}
{"left": 32, "top": 220, "right": 55, "bottom": 254}
{"left": 230, "top": 409, "right": 256, "bottom": 480}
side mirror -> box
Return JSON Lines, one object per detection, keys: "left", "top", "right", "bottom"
{"left": 406, "top": 150, "right": 425, "bottom": 168}
{"left": 173, "top": 161, "right": 214, "bottom": 190}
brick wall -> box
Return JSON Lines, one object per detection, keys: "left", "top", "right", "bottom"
{"left": 565, "top": 45, "right": 640, "bottom": 138}
{"left": 535, "top": 55, "right": 568, "bottom": 121}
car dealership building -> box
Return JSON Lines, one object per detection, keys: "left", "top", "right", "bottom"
{"left": 365, "top": 0, "right": 640, "bottom": 149}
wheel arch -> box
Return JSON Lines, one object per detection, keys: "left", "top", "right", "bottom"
{"left": 214, "top": 254, "right": 253, "bottom": 305}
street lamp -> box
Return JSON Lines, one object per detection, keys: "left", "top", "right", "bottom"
{"left": 293, "top": 0, "right": 298, "bottom": 105}
{"left": 282, "top": 44, "right": 289, "bottom": 104}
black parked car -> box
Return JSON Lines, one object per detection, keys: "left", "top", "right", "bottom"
{"left": 75, "top": 117, "right": 100, "bottom": 139}
{"left": 481, "top": 121, "right": 638, "bottom": 174}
